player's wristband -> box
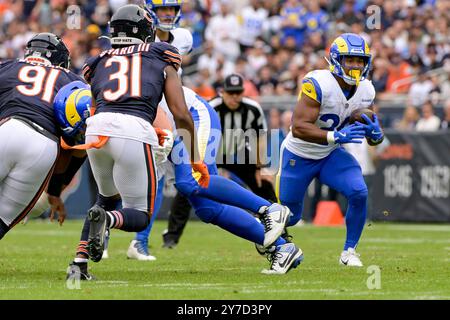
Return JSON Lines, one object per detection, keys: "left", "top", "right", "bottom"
{"left": 327, "top": 131, "right": 336, "bottom": 145}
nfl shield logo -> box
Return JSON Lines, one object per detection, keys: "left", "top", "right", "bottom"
{"left": 289, "top": 159, "right": 296, "bottom": 167}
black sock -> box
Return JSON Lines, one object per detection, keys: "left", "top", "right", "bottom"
{"left": 106, "top": 208, "right": 150, "bottom": 232}
{"left": 75, "top": 217, "right": 90, "bottom": 258}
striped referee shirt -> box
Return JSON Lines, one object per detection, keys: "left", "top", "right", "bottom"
{"left": 209, "top": 96, "right": 267, "bottom": 166}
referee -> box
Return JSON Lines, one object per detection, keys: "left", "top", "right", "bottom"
{"left": 211, "top": 73, "right": 277, "bottom": 201}
{"left": 162, "top": 73, "right": 276, "bottom": 249}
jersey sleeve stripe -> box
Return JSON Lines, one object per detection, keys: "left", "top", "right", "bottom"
{"left": 165, "top": 56, "right": 181, "bottom": 64}
{"left": 82, "top": 65, "right": 92, "bottom": 81}
{"left": 300, "top": 77, "right": 322, "bottom": 104}
{"left": 164, "top": 50, "right": 182, "bottom": 60}
{"left": 164, "top": 58, "right": 181, "bottom": 67}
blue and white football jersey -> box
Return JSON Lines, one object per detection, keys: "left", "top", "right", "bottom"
{"left": 285, "top": 69, "right": 376, "bottom": 160}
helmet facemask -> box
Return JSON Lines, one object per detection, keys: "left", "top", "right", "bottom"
{"left": 338, "top": 55, "right": 370, "bottom": 86}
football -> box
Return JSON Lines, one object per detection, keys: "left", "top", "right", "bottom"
{"left": 349, "top": 108, "right": 375, "bottom": 125}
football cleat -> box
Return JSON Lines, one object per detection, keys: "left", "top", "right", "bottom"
{"left": 66, "top": 262, "right": 95, "bottom": 281}
{"left": 127, "top": 240, "right": 156, "bottom": 261}
{"left": 162, "top": 230, "right": 178, "bottom": 249}
{"left": 261, "top": 243, "right": 304, "bottom": 275}
{"left": 255, "top": 228, "right": 292, "bottom": 257}
{"left": 339, "top": 248, "right": 363, "bottom": 267}
{"left": 255, "top": 243, "right": 276, "bottom": 256}
{"left": 87, "top": 205, "right": 108, "bottom": 263}
{"left": 261, "top": 203, "right": 291, "bottom": 248}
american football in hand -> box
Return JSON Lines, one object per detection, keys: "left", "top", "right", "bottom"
{"left": 349, "top": 108, "right": 375, "bottom": 125}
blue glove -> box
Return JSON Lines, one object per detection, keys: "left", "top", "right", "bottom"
{"left": 329, "top": 123, "right": 366, "bottom": 144}
{"left": 357, "top": 114, "right": 384, "bottom": 142}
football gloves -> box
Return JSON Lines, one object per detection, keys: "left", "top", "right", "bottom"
{"left": 328, "top": 123, "right": 366, "bottom": 144}
{"left": 192, "top": 161, "right": 210, "bottom": 188}
{"left": 356, "top": 114, "right": 384, "bottom": 143}
{"left": 153, "top": 128, "right": 174, "bottom": 166}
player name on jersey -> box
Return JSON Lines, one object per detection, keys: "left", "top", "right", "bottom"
{"left": 99, "top": 43, "right": 152, "bottom": 58}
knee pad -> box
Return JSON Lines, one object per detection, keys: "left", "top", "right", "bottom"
{"left": 97, "top": 194, "right": 121, "bottom": 211}
{"left": 347, "top": 188, "right": 368, "bottom": 205}
{"left": 194, "top": 204, "right": 225, "bottom": 224}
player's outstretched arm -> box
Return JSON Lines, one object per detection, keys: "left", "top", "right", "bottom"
{"left": 46, "top": 149, "right": 87, "bottom": 225}
{"left": 163, "top": 65, "right": 198, "bottom": 162}
{"left": 163, "top": 66, "right": 209, "bottom": 187}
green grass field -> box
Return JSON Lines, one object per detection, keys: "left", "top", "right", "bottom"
{"left": 0, "top": 219, "right": 449, "bottom": 300}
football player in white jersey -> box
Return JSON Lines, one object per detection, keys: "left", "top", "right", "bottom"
{"left": 145, "top": 0, "right": 193, "bottom": 57}
{"left": 275, "top": 33, "right": 384, "bottom": 267}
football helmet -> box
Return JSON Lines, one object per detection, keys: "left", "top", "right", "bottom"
{"left": 328, "top": 33, "right": 371, "bottom": 86}
{"left": 53, "top": 81, "right": 92, "bottom": 142}
{"left": 24, "top": 33, "right": 70, "bottom": 69}
{"left": 145, "top": 0, "right": 183, "bottom": 32}
{"left": 109, "top": 4, "right": 156, "bottom": 48}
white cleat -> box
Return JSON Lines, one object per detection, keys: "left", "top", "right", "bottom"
{"left": 102, "top": 249, "right": 109, "bottom": 259}
{"left": 261, "top": 203, "right": 291, "bottom": 248}
{"left": 127, "top": 240, "right": 156, "bottom": 261}
{"left": 261, "top": 243, "right": 304, "bottom": 275}
{"left": 339, "top": 248, "right": 363, "bottom": 267}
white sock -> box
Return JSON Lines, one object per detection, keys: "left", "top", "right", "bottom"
{"left": 74, "top": 257, "right": 88, "bottom": 264}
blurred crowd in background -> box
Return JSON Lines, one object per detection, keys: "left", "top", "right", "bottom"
{"left": 1, "top": 0, "right": 450, "bottom": 132}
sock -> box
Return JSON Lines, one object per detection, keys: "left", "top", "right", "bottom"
{"left": 273, "top": 237, "right": 286, "bottom": 247}
{"left": 74, "top": 257, "right": 88, "bottom": 264}
{"left": 106, "top": 210, "right": 123, "bottom": 229}
{"left": 207, "top": 204, "right": 284, "bottom": 246}
{"left": 107, "top": 208, "right": 150, "bottom": 232}
{"left": 197, "top": 175, "right": 271, "bottom": 214}
{"left": 344, "top": 190, "right": 368, "bottom": 250}
{"left": 75, "top": 217, "right": 90, "bottom": 258}
{"left": 283, "top": 201, "right": 303, "bottom": 227}
{"left": 135, "top": 177, "right": 165, "bottom": 243}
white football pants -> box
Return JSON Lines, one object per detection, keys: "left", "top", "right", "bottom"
{"left": 86, "top": 136, "right": 158, "bottom": 214}
{"left": 0, "top": 119, "right": 58, "bottom": 227}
